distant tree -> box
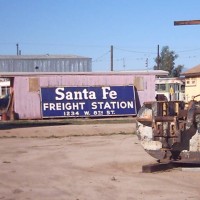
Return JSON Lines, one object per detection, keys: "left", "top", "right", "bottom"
{"left": 154, "top": 46, "right": 184, "bottom": 77}
{"left": 172, "top": 65, "right": 184, "bottom": 77}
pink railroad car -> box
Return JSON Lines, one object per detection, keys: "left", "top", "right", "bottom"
{"left": 0, "top": 71, "right": 168, "bottom": 119}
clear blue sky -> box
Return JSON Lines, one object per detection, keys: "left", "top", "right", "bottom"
{"left": 1, "top": 0, "right": 200, "bottom": 71}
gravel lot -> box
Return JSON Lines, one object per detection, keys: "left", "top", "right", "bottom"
{"left": 0, "top": 122, "right": 200, "bottom": 200}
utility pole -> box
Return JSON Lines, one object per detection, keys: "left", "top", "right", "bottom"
{"left": 110, "top": 45, "right": 113, "bottom": 71}
{"left": 123, "top": 58, "right": 125, "bottom": 70}
{"left": 16, "top": 43, "right": 19, "bottom": 56}
{"left": 145, "top": 58, "right": 148, "bottom": 69}
{"left": 157, "top": 44, "right": 160, "bottom": 70}
{"left": 174, "top": 20, "right": 200, "bottom": 26}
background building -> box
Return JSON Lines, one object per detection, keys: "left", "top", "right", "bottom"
{"left": 155, "top": 77, "right": 185, "bottom": 101}
{"left": 0, "top": 78, "right": 10, "bottom": 98}
{"left": 182, "top": 64, "right": 200, "bottom": 102}
{"left": 0, "top": 55, "right": 92, "bottom": 72}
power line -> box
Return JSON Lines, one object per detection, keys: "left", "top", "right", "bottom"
{"left": 176, "top": 48, "right": 200, "bottom": 53}
{"left": 2, "top": 42, "right": 200, "bottom": 54}
{"left": 0, "top": 41, "right": 110, "bottom": 49}
{"left": 114, "top": 46, "right": 156, "bottom": 54}
{"left": 92, "top": 50, "right": 110, "bottom": 62}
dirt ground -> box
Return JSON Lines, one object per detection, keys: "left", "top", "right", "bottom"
{"left": 0, "top": 123, "right": 200, "bottom": 200}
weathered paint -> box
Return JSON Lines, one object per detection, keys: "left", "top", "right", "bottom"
{"left": 14, "top": 77, "right": 41, "bottom": 119}
{"left": 11, "top": 72, "right": 165, "bottom": 119}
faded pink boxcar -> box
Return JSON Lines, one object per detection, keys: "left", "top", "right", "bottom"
{"left": 1, "top": 71, "right": 168, "bottom": 119}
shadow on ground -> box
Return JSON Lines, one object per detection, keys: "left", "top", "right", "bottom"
{"left": 0, "top": 117, "right": 136, "bottom": 130}
{"left": 0, "top": 121, "right": 72, "bottom": 130}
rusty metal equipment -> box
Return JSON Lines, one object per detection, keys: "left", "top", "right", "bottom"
{"left": 136, "top": 99, "right": 200, "bottom": 165}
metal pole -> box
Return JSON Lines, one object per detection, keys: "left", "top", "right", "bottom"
{"left": 157, "top": 45, "right": 160, "bottom": 70}
{"left": 111, "top": 45, "right": 113, "bottom": 71}
{"left": 16, "top": 43, "right": 19, "bottom": 56}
